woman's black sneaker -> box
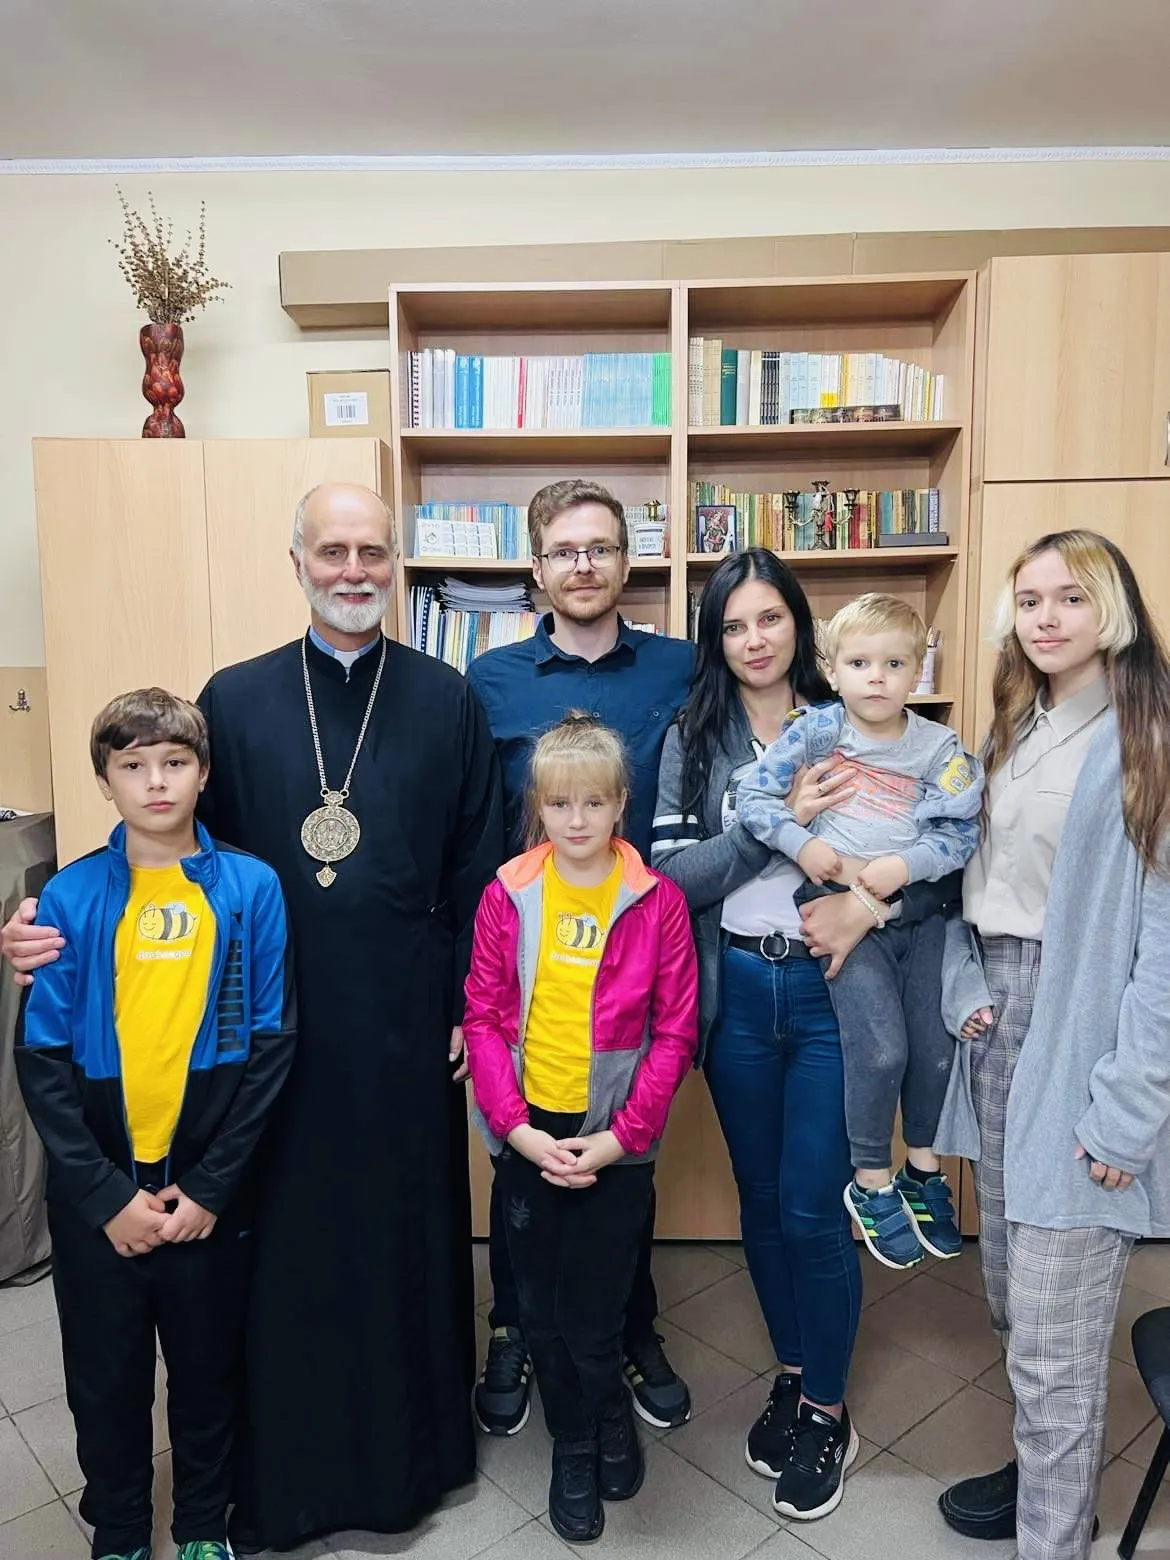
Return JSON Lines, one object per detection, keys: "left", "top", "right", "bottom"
{"left": 473, "top": 1326, "right": 533, "bottom": 1436}
{"left": 623, "top": 1332, "right": 692, "bottom": 1428}
{"left": 745, "top": 1372, "right": 803, "bottom": 1478}
{"left": 772, "top": 1401, "right": 858, "bottom": 1520}
{"left": 598, "top": 1397, "right": 644, "bottom": 1501}
{"left": 549, "top": 1438, "right": 604, "bottom": 1544}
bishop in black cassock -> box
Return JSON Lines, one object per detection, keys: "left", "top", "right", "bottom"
{"left": 195, "top": 490, "right": 502, "bottom": 1551}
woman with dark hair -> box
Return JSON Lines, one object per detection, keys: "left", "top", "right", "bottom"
{"left": 652, "top": 548, "right": 959, "bottom": 1522}
{"left": 939, "top": 530, "right": 1170, "bottom": 1560}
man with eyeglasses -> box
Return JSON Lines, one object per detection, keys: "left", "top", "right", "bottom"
{"left": 467, "top": 477, "right": 695, "bottom": 1441}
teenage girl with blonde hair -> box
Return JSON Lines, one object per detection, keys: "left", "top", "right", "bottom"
{"left": 938, "top": 530, "right": 1170, "bottom": 1560}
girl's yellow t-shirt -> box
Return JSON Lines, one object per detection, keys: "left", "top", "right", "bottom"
{"left": 114, "top": 863, "right": 215, "bottom": 1163}
{"left": 522, "top": 853, "right": 622, "bottom": 1113}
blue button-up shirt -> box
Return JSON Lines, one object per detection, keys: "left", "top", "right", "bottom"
{"left": 467, "top": 615, "right": 695, "bottom": 858}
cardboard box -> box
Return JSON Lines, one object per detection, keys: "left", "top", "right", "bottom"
{"left": 307, "top": 370, "right": 392, "bottom": 440}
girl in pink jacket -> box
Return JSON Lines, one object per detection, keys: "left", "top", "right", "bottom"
{"left": 464, "top": 713, "right": 698, "bottom": 1545}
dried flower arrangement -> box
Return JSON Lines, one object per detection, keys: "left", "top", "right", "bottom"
{"left": 110, "top": 186, "right": 230, "bottom": 325}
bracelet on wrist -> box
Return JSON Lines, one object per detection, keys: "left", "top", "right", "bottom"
{"left": 849, "top": 881, "right": 887, "bottom": 928}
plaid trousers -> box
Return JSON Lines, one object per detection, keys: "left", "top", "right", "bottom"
{"left": 970, "top": 935, "right": 1133, "bottom": 1560}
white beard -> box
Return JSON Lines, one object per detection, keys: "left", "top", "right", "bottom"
{"left": 303, "top": 577, "right": 392, "bottom": 635}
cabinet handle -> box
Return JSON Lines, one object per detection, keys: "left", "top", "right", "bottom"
{"left": 1166, "top": 413, "right": 1170, "bottom": 468}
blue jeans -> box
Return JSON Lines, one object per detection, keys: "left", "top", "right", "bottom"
{"left": 705, "top": 945, "right": 861, "bottom": 1407}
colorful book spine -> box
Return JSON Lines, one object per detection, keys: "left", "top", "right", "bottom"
{"left": 684, "top": 343, "right": 947, "bottom": 427}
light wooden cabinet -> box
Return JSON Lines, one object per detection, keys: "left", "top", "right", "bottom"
{"left": 34, "top": 442, "right": 213, "bottom": 866}
{"left": 33, "top": 438, "right": 390, "bottom": 865}
{"left": 972, "top": 481, "right": 1170, "bottom": 737}
{"left": 983, "top": 253, "right": 1170, "bottom": 481}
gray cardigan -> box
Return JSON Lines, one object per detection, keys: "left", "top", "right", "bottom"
{"left": 938, "top": 713, "right": 1170, "bottom": 1237}
{"left": 651, "top": 703, "right": 772, "bottom": 1058}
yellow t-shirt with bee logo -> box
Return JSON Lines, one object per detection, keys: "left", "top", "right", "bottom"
{"left": 114, "top": 863, "right": 215, "bottom": 1163}
{"left": 522, "top": 854, "right": 622, "bottom": 1113}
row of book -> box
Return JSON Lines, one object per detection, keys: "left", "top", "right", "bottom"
{"left": 413, "top": 503, "right": 527, "bottom": 560}
{"left": 404, "top": 350, "right": 672, "bottom": 430}
{"left": 410, "top": 579, "right": 539, "bottom": 674}
{"left": 688, "top": 342, "right": 945, "bottom": 426}
{"left": 409, "top": 501, "right": 669, "bottom": 561}
{"left": 688, "top": 482, "right": 942, "bottom": 554}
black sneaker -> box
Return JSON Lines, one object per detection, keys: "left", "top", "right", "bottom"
{"left": 473, "top": 1326, "right": 533, "bottom": 1436}
{"left": 623, "top": 1333, "right": 692, "bottom": 1428}
{"left": 598, "top": 1397, "right": 644, "bottom": 1501}
{"left": 938, "top": 1460, "right": 1100, "bottom": 1542}
{"left": 772, "top": 1401, "right": 858, "bottom": 1520}
{"left": 549, "top": 1438, "right": 604, "bottom": 1544}
{"left": 745, "top": 1371, "right": 802, "bottom": 1478}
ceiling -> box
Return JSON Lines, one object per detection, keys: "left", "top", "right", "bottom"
{"left": 2, "top": 0, "right": 1169, "bottom": 162}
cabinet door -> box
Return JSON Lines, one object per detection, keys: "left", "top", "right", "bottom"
{"left": 973, "top": 481, "right": 1170, "bottom": 737}
{"left": 204, "top": 439, "right": 392, "bottom": 670}
{"left": 984, "top": 254, "right": 1170, "bottom": 481}
{"left": 33, "top": 441, "right": 213, "bottom": 865}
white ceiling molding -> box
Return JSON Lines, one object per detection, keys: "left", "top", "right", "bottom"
{"left": 4, "top": 146, "right": 1170, "bottom": 177}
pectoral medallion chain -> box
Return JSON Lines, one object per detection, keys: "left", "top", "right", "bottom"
{"left": 300, "top": 636, "right": 386, "bottom": 887}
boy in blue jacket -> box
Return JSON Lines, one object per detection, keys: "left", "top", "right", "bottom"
{"left": 15, "top": 689, "right": 296, "bottom": 1560}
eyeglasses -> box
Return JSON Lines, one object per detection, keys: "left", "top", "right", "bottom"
{"left": 538, "top": 544, "right": 625, "bottom": 573}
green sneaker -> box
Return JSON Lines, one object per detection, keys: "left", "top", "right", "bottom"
{"left": 95, "top": 1550, "right": 150, "bottom": 1560}
{"left": 176, "top": 1544, "right": 231, "bottom": 1560}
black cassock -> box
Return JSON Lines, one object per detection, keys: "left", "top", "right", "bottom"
{"left": 197, "top": 634, "right": 502, "bottom": 1551}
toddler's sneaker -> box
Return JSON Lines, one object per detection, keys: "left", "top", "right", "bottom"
{"left": 844, "top": 1179, "right": 923, "bottom": 1269}
{"left": 895, "top": 1166, "right": 962, "bottom": 1259}
{"left": 177, "top": 1545, "right": 232, "bottom": 1560}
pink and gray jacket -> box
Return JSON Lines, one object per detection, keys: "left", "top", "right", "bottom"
{"left": 463, "top": 838, "right": 699, "bottom": 1162}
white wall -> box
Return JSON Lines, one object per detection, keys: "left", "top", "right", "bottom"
{"left": 3, "top": 157, "right": 1170, "bottom": 663}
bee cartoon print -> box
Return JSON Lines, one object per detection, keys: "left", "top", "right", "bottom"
{"left": 555, "top": 913, "right": 602, "bottom": 952}
{"left": 137, "top": 901, "right": 199, "bottom": 942}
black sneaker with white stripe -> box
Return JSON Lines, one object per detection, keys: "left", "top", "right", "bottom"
{"left": 623, "top": 1333, "right": 691, "bottom": 1428}
{"left": 473, "top": 1326, "right": 532, "bottom": 1436}
{"left": 771, "top": 1401, "right": 858, "bottom": 1520}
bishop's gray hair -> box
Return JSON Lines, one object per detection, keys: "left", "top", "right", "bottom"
{"left": 291, "top": 486, "right": 397, "bottom": 556}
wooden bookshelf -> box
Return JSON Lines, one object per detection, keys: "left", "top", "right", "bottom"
{"left": 679, "top": 272, "right": 976, "bottom": 734}
{"left": 385, "top": 273, "right": 976, "bottom": 735}
{"left": 388, "top": 281, "right": 680, "bottom": 639}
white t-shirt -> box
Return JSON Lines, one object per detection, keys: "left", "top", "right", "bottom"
{"left": 720, "top": 745, "right": 804, "bottom": 938}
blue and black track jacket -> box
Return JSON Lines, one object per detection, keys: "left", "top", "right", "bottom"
{"left": 15, "top": 821, "right": 296, "bottom": 1230}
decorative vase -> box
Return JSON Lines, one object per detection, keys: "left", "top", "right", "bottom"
{"left": 139, "top": 322, "right": 185, "bottom": 438}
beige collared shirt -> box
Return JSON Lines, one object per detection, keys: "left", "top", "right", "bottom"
{"left": 963, "top": 676, "right": 1110, "bottom": 940}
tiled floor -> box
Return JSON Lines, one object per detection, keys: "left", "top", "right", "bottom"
{"left": 3, "top": 1240, "right": 1170, "bottom": 1559}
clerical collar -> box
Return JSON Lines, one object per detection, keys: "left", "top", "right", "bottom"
{"left": 309, "top": 626, "right": 380, "bottom": 677}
